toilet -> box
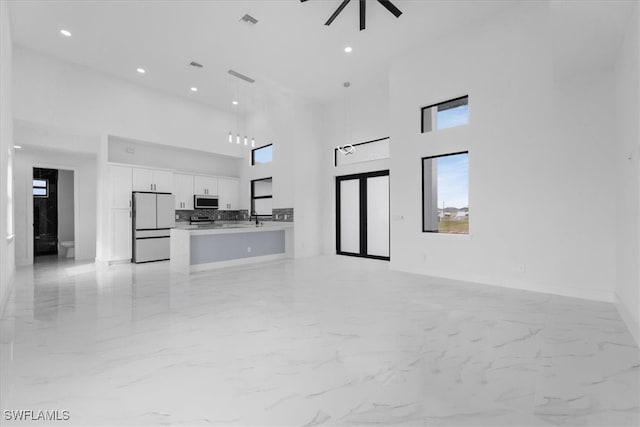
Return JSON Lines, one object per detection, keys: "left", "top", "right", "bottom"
{"left": 60, "top": 241, "right": 75, "bottom": 258}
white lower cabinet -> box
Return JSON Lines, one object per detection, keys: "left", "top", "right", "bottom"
{"left": 111, "top": 208, "right": 132, "bottom": 261}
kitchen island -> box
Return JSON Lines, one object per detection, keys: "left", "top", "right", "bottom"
{"left": 170, "top": 222, "right": 294, "bottom": 274}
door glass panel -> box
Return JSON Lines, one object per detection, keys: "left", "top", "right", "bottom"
{"left": 366, "top": 176, "right": 389, "bottom": 257}
{"left": 339, "top": 179, "right": 360, "bottom": 254}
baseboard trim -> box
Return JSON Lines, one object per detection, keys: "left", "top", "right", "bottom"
{"left": 615, "top": 293, "right": 640, "bottom": 348}
{"left": 390, "top": 262, "right": 615, "bottom": 303}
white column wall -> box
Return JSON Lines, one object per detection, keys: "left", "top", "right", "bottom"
{"left": 614, "top": 3, "right": 640, "bottom": 345}
{"left": 321, "top": 79, "right": 391, "bottom": 255}
{"left": 241, "top": 85, "right": 325, "bottom": 258}
{"left": 0, "top": 1, "right": 16, "bottom": 316}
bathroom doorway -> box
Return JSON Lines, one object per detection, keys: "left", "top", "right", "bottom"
{"left": 33, "top": 167, "right": 75, "bottom": 260}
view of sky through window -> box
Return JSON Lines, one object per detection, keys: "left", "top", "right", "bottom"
{"left": 253, "top": 145, "right": 273, "bottom": 165}
{"left": 437, "top": 153, "right": 468, "bottom": 209}
{"left": 437, "top": 104, "right": 469, "bottom": 130}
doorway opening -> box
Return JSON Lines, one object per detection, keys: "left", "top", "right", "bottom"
{"left": 33, "top": 167, "right": 75, "bottom": 262}
{"left": 336, "top": 170, "right": 390, "bottom": 260}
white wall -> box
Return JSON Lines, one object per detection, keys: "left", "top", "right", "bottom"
{"left": 13, "top": 47, "right": 243, "bottom": 158}
{"left": 57, "top": 169, "right": 74, "bottom": 252}
{"left": 14, "top": 147, "right": 97, "bottom": 264}
{"left": 614, "top": 4, "right": 640, "bottom": 344}
{"left": 0, "top": 1, "right": 16, "bottom": 315}
{"left": 388, "top": 2, "right": 617, "bottom": 302}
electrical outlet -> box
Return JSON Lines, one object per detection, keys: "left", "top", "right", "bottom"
{"left": 247, "top": 246, "right": 251, "bottom": 253}
{"left": 519, "top": 264, "right": 526, "bottom": 273}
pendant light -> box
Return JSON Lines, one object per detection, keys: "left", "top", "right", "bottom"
{"left": 227, "top": 69, "right": 257, "bottom": 149}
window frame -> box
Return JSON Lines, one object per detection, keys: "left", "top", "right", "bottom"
{"left": 251, "top": 144, "right": 273, "bottom": 166}
{"left": 421, "top": 151, "right": 469, "bottom": 234}
{"left": 421, "top": 95, "right": 469, "bottom": 134}
{"left": 250, "top": 177, "right": 273, "bottom": 218}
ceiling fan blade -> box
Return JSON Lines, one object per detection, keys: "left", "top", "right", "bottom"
{"left": 376, "top": 0, "right": 402, "bottom": 18}
{"left": 325, "top": 0, "right": 351, "bottom": 26}
{"left": 360, "top": 0, "right": 366, "bottom": 30}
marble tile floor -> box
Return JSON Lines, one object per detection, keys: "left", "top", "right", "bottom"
{"left": 0, "top": 255, "right": 638, "bottom": 426}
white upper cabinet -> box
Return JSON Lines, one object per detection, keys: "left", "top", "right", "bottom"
{"left": 174, "top": 174, "right": 194, "bottom": 210}
{"left": 132, "top": 168, "right": 153, "bottom": 191}
{"left": 109, "top": 165, "right": 132, "bottom": 209}
{"left": 153, "top": 170, "right": 174, "bottom": 193}
{"left": 218, "top": 177, "right": 239, "bottom": 210}
{"left": 193, "top": 175, "right": 218, "bottom": 196}
{"left": 132, "top": 168, "right": 174, "bottom": 192}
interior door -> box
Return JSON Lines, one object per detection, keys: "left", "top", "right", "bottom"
{"left": 336, "top": 170, "right": 390, "bottom": 260}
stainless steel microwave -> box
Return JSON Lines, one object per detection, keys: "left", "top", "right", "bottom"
{"left": 194, "top": 194, "right": 219, "bottom": 209}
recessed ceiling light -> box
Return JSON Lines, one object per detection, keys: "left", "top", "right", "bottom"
{"left": 60, "top": 29, "right": 72, "bottom": 37}
{"left": 344, "top": 46, "right": 353, "bottom": 53}
{"left": 232, "top": 100, "right": 238, "bottom": 105}
{"left": 13, "top": 145, "right": 22, "bottom": 149}
{"left": 136, "top": 68, "right": 146, "bottom": 74}
{"left": 190, "top": 87, "right": 198, "bottom": 92}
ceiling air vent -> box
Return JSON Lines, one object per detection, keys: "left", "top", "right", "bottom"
{"left": 240, "top": 14, "right": 258, "bottom": 25}
{"left": 189, "top": 61, "right": 203, "bottom": 68}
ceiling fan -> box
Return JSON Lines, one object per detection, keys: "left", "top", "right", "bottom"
{"left": 300, "top": 0, "right": 403, "bottom": 31}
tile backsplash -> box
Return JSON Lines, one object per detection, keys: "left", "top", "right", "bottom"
{"left": 175, "top": 209, "right": 244, "bottom": 222}
{"left": 272, "top": 208, "right": 294, "bottom": 222}
{"left": 175, "top": 208, "right": 294, "bottom": 223}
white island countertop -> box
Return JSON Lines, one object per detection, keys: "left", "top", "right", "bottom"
{"left": 170, "top": 222, "right": 294, "bottom": 273}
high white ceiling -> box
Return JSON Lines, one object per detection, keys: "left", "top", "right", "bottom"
{"left": 8, "top": 0, "right": 519, "bottom": 111}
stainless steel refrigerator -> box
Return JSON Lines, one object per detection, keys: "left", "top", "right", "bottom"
{"left": 132, "top": 192, "right": 175, "bottom": 263}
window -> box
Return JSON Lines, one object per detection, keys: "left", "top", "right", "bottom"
{"left": 251, "top": 177, "right": 272, "bottom": 217}
{"left": 33, "top": 179, "right": 48, "bottom": 197}
{"left": 421, "top": 96, "right": 468, "bottom": 133}
{"left": 422, "top": 152, "right": 469, "bottom": 234}
{"left": 251, "top": 144, "right": 273, "bottom": 165}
